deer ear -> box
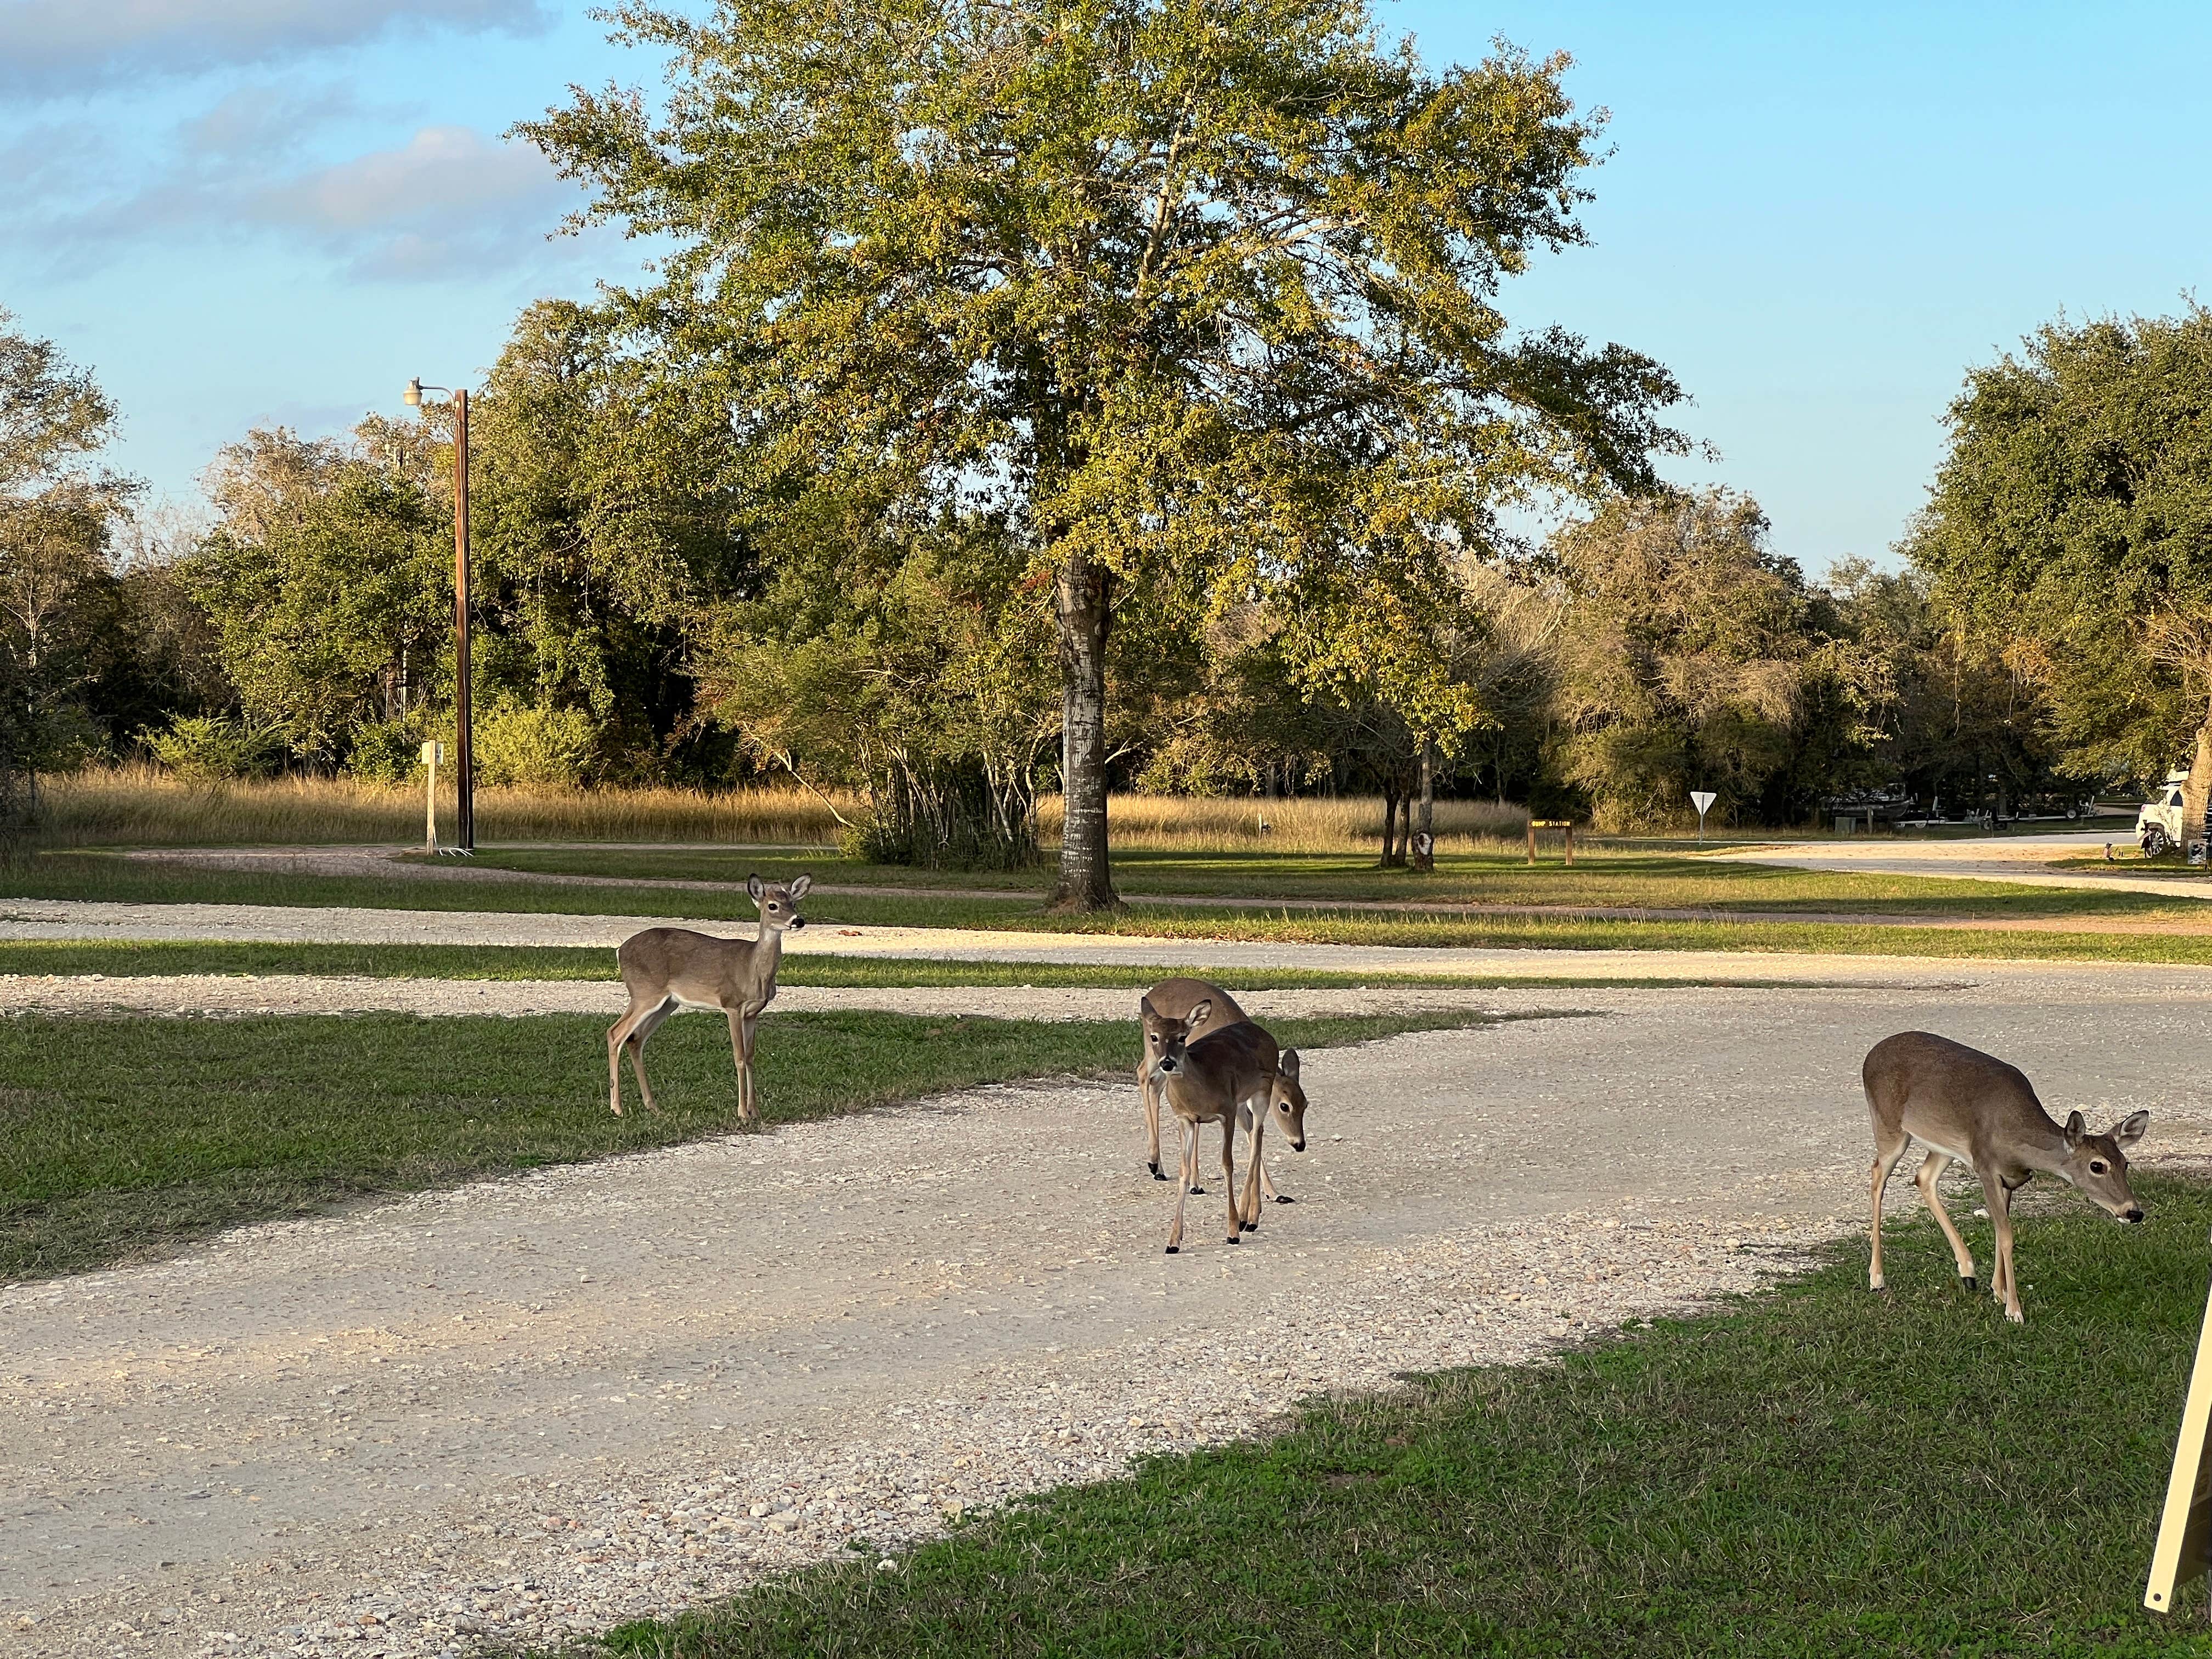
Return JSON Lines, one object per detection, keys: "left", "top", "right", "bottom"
{"left": 2113, "top": 1110, "right": 2150, "bottom": 1149}
{"left": 1188, "top": 998, "right": 1211, "bottom": 1026}
{"left": 1280, "top": 1048, "right": 1300, "bottom": 1077}
{"left": 788, "top": 874, "right": 812, "bottom": 900}
{"left": 1138, "top": 996, "right": 1158, "bottom": 1020}
{"left": 2064, "top": 1110, "right": 2086, "bottom": 1150}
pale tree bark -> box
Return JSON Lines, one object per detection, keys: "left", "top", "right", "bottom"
{"left": 2187, "top": 696, "right": 2212, "bottom": 857}
{"left": 1414, "top": 741, "right": 1436, "bottom": 872}
{"left": 1049, "top": 551, "right": 1120, "bottom": 911}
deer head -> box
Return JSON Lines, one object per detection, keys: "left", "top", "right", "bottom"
{"left": 2058, "top": 1109, "right": 2148, "bottom": 1222}
{"left": 1138, "top": 994, "right": 1207, "bottom": 1079}
{"left": 747, "top": 872, "right": 812, "bottom": 932}
{"left": 1268, "top": 1048, "right": 1308, "bottom": 1151}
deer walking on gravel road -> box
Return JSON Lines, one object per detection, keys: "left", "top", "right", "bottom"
{"left": 1864, "top": 1030, "right": 2148, "bottom": 1324}
{"left": 607, "top": 874, "right": 812, "bottom": 1121}
{"left": 1136, "top": 977, "right": 1308, "bottom": 1204}
{"left": 1139, "top": 994, "right": 1304, "bottom": 1254}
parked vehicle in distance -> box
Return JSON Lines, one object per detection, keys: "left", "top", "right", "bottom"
{"left": 2137, "top": 769, "right": 2192, "bottom": 856}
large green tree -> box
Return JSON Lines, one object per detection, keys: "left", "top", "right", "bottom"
{"left": 1548, "top": 489, "right": 1869, "bottom": 829}
{"left": 1907, "top": 306, "right": 2212, "bottom": 837}
{"left": 521, "top": 0, "right": 1684, "bottom": 908}
{"left": 0, "top": 307, "right": 141, "bottom": 832}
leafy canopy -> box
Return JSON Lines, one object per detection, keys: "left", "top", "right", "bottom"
{"left": 520, "top": 0, "right": 1687, "bottom": 736}
{"left": 1908, "top": 305, "right": 2212, "bottom": 786}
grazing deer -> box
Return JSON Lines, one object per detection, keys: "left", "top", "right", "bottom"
{"left": 1864, "top": 1030, "right": 2148, "bottom": 1323}
{"left": 1136, "top": 977, "right": 1310, "bottom": 1203}
{"left": 1141, "top": 995, "right": 1299, "bottom": 1252}
{"left": 607, "top": 874, "right": 812, "bottom": 1121}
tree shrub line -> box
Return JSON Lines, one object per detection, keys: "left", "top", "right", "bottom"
{"left": 7, "top": 5, "right": 2206, "bottom": 876}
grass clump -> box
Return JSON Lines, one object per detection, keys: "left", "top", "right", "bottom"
{"left": 581, "top": 1178, "right": 2212, "bottom": 1658}
{"left": 0, "top": 1007, "right": 1504, "bottom": 1283}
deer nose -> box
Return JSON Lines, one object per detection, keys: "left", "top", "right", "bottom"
{"left": 1158, "top": 1057, "right": 1178, "bottom": 1073}
{"left": 787, "top": 915, "right": 806, "bottom": 929}
{"left": 2124, "top": 1207, "right": 2146, "bottom": 1223}
{"left": 1290, "top": 1139, "right": 1306, "bottom": 1152}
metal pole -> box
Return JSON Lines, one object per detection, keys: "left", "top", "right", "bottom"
{"left": 453, "top": 389, "right": 474, "bottom": 854}
{"left": 425, "top": 746, "right": 437, "bottom": 853}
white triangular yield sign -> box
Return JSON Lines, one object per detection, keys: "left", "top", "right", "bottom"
{"left": 1690, "top": 791, "right": 1717, "bottom": 815}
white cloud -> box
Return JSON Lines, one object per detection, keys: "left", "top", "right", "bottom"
{"left": 3, "top": 108, "right": 583, "bottom": 284}
{"left": 0, "top": 0, "right": 554, "bottom": 94}
{"left": 249, "top": 125, "right": 578, "bottom": 278}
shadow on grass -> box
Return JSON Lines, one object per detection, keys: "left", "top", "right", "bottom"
{"left": 574, "top": 1180, "right": 2212, "bottom": 1658}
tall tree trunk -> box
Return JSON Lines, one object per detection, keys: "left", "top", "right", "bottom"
{"left": 1414, "top": 741, "right": 1436, "bottom": 872}
{"left": 1380, "top": 783, "right": 1404, "bottom": 867}
{"left": 1049, "top": 550, "right": 1120, "bottom": 911}
{"left": 2186, "top": 699, "right": 2212, "bottom": 858}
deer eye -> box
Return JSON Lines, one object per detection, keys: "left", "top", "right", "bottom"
{"left": 2090, "top": 1159, "right": 2108, "bottom": 1175}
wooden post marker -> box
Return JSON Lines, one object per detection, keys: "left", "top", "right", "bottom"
{"left": 420, "top": 741, "right": 443, "bottom": 854}
{"left": 2146, "top": 1235, "right": 2212, "bottom": 1615}
{"left": 1528, "top": 820, "right": 1575, "bottom": 865}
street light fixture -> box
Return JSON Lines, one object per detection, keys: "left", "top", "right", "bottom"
{"left": 404, "top": 376, "right": 475, "bottom": 854}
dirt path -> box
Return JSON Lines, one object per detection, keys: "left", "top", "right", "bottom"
{"left": 1716, "top": 831, "right": 2212, "bottom": 902}
{"left": 0, "top": 975, "right": 1517, "bottom": 1022}
{"left": 8, "top": 968, "right": 2212, "bottom": 1658}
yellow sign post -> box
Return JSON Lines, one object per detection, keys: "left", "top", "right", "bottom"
{"left": 2146, "top": 1241, "right": 2212, "bottom": 1615}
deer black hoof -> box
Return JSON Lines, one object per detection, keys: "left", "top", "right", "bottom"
{"left": 1273, "top": 1195, "right": 1295, "bottom": 1205}
{"left": 1962, "top": 1276, "right": 1978, "bottom": 1293}
{"left": 1189, "top": 1186, "right": 1205, "bottom": 1195}
{"left": 1240, "top": 1222, "right": 1257, "bottom": 1233}
{"left": 1224, "top": 1234, "right": 1239, "bottom": 1245}
{"left": 1165, "top": 1245, "right": 1178, "bottom": 1255}
{"left": 1151, "top": 1168, "right": 1167, "bottom": 1182}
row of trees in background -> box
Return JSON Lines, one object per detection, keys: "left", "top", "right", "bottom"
{"left": 7, "top": 3, "right": 2208, "bottom": 886}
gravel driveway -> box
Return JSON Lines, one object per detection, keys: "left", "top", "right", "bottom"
{"left": 9, "top": 963, "right": 2212, "bottom": 1658}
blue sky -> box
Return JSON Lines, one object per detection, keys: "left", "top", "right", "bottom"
{"left": 2, "top": 1, "right": 2208, "bottom": 574}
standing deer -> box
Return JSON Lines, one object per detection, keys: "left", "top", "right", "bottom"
{"left": 607, "top": 874, "right": 812, "bottom": 1121}
{"left": 1135, "top": 977, "right": 1244, "bottom": 1179}
{"left": 1140, "top": 994, "right": 1301, "bottom": 1252}
{"left": 1863, "top": 1030, "right": 2148, "bottom": 1323}
{"left": 1135, "top": 977, "right": 1309, "bottom": 1202}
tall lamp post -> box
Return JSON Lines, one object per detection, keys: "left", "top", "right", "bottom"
{"left": 403, "top": 377, "right": 474, "bottom": 854}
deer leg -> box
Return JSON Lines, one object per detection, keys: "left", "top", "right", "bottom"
{"left": 726, "top": 1008, "right": 763, "bottom": 1125}
{"left": 1138, "top": 1063, "right": 1167, "bottom": 1180}
{"left": 1984, "top": 1172, "right": 2023, "bottom": 1323}
{"left": 1914, "top": 1151, "right": 1978, "bottom": 1290}
{"left": 1867, "top": 1125, "right": 1909, "bottom": 1290}
{"left": 1221, "top": 1117, "right": 1240, "bottom": 1245}
{"left": 1166, "top": 1119, "right": 1193, "bottom": 1254}
{"left": 610, "top": 997, "right": 673, "bottom": 1116}
{"left": 607, "top": 1008, "right": 639, "bottom": 1116}
{"left": 1240, "top": 1110, "right": 1265, "bottom": 1233}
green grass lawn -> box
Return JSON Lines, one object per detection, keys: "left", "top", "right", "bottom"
{"left": 14, "top": 851, "right": 2212, "bottom": 967}
{"left": 0, "top": 1007, "right": 1509, "bottom": 1284}
{"left": 0, "top": 939, "right": 1828, "bottom": 990}
{"left": 575, "top": 1178, "right": 2212, "bottom": 1659}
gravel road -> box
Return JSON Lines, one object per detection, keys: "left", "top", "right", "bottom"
{"left": 9, "top": 964, "right": 2212, "bottom": 1658}
{"left": 1714, "top": 830, "right": 2212, "bottom": 899}
{"left": 0, "top": 975, "right": 1517, "bottom": 1022}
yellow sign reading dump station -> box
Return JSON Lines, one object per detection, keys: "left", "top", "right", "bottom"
{"left": 2147, "top": 1251, "right": 2212, "bottom": 1613}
